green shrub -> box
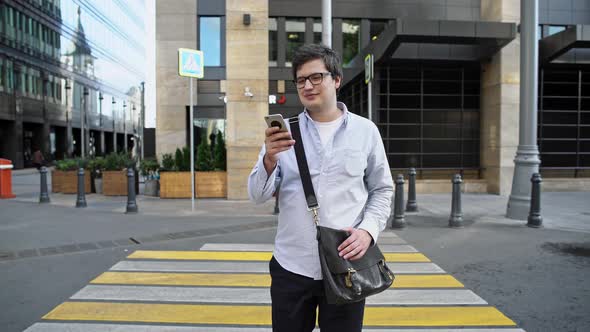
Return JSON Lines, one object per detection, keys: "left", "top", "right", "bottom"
{"left": 196, "top": 138, "right": 212, "bottom": 171}
{"left": 87, "top": 157, "right": 106, "bottom": 178}
{"left": 182, "top": 146, "right": 191, "bottom": 171}
{"left": 160, "top": 153, "right": 175, "bottom": 171}
{"left": 55, "top": 158, "right": 79, "bottom": 171}
{"left": 174, "top": 148, "right": 183, "bottom": 171}
{"left": 212, "top": 132, "right": 226, "bottom": 171}
{"left": 140, "top": 158, "right": 160, "bottom": 180}
{"left": 103, "top": 152, "right": 130, "bottom": 171}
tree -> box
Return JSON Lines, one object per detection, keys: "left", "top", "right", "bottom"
{"left": 196, "top": 138, "right": 212, "bottom": 171}
{"left": 213, "top": 132, "right": 226, "bottom": 171}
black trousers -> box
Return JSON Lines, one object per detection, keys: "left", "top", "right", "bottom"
{"left": 269, "top": 256, "right": 365, "bottom": 332}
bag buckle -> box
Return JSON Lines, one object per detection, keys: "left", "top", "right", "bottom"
{"left": 345, "top": 268, "right": 356, "bottom": 288}
{"left": 379, "top": 260, "right": 394, "bottom": 281}
{"left": 310, "top": 207, "right": 320, "bottom": 225}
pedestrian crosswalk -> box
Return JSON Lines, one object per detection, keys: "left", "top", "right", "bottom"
{"left": 24, "top": 233, "right": 526, "bottom": 331}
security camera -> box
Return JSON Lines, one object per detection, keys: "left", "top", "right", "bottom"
{"left": 244, "top": 87, "right": 254, "bottom": 98}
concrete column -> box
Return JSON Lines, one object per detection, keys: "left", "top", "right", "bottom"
{"left": 480, "top": 0, "right": 521, "bottom": 195}
{"left": 155, "top": 0, "right": 196, "bottom": 157}
{"left": 226, "top": 0, "right": 269, "bottom": 199}
{"left": 42, "top": 73, "right": 51, "bottom": 160}
{"left": 99, "top": 131, "right": 105, "bottom": 156}
{"left": 13, "top": 63, "right": 24, "bottom": 169}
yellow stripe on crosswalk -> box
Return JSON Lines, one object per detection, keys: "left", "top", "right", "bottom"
{"left": 91, "top": 272, "right": 463, "bottom": 288}
{"left": 127, "top": 250, "right": 430, "bottom": 262}
{"left": 43, "top": 302, "right": 515, "bottom": 326}
{"left": 91, "top": 272, "right": 271, "bottom": 287}
{"left": 393, "top": 274, "right": 464, "bottom": 288}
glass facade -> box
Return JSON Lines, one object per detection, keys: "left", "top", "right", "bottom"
{"left": 200, "top": 16, "right": 221, "bottom": 66}
{"left": 285, "top": 18, "right": 305, "bottom": 67}
{"left": 269, "top": 17, "right": 277, "bottom": 66}
{"left": 342, "top": 62, "right": 481, "bottom": 176}
{"left": 342, "top": 19, "right": 360, "bottom": 67}
{"left": 0, "top": 0, "right": 146, "bottom": 163}
{"left": 538, "top": 68, "right": 590, "bottom": 176}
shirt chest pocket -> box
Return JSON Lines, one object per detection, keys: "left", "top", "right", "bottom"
{"left": 333, "top": 149, "right": 367, "bottom": 177}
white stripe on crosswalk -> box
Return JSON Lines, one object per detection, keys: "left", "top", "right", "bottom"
{"left": 71, "top": 285, "right": 487, "bottom": 305}
{"left": 199, "top": 243, "right": 418, "bottom": 253}
{"left": 110, "top": 261, "right": 445, "bottom": 274}
{"left": 24, "top": 322, "right": 526, "bottom": 332}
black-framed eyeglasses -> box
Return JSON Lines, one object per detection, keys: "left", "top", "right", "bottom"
{"left": 294, "top": 72, "right": 333, "bottom": 89}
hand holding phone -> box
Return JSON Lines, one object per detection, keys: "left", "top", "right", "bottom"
{"left": 263, "top": 114, "right": 295, "bottom": 173}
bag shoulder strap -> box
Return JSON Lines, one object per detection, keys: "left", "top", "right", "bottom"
{"left": 289, "top": 117, "right": 320, "bottom": 214}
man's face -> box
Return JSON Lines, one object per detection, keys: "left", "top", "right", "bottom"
{"left": 295, "top": 58, "right": 341, "bottom": 112}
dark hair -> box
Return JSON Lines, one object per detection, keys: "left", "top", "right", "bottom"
{"left": 291, "top": 44, "right": 343, "bottom": 82}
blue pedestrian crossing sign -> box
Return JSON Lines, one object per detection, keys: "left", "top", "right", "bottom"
{"left": 178, "top": 48, "right": 204, "bottom": 78}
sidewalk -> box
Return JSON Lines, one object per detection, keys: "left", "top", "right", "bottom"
{"left": 8, "top": 172, "right": 590, "bottom": 233}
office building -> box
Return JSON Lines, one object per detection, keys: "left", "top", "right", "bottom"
{"left": 0, "top": 0, "right": 147, "bottom": 168}
{"left": 156, "top": 0, "right": 589, "bottom": 199}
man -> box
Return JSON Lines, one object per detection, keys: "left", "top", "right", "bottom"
{"left": 248, "top": 44, "right": 393, "bottom": 332}
{"left": 32, "top": 147, "right": 44, "bottom": 170}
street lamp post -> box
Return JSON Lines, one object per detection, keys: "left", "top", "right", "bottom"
{"left": 99, "top": 92, "right": 104, "bottom": 156}
{"left": 65, "top": 80, "right": 72, "bottom": 157}
{"left": 140, "top": 82, "right": 145, "bottom": 161}
{"left": 506, "top": 0, "right": 541, "bottom": 220}
{"left": 81, "top": 86, "right": 88, "bottom": 158}
{"left": 112, "top": 97, "right": 117, "bottom": 153}
{"left": 123, "top": 101, "right": 127, "bottom": 153}
{"left": 132, "top": 104, "right": 136, "bottom": 158}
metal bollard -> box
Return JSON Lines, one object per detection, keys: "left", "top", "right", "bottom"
{"left": 390, "top": 174, "right": 406, "bottom": 229}
{"left": 449, "top": 174, "right": 463, "bottom": 228}
{"left": 406, "top": 168, "right": 418, "bottom": 212}
{"left": 527, "top": 173, "right": 543, "bottom": 228}
{"left": 126, "top": 168, "right": 138, "bottom": 214}
{"left": 75, "top": 168, "right": 87, "bottom": 208}
{"left": 39, "top": 166, "right": 50, "bottom": 203}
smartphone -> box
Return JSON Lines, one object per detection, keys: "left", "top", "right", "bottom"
{"left": 264, "top": 114, "right": 289, "bottom": 133}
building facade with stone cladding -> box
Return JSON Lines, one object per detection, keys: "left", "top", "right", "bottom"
{"left": 155, "top": 0, "right": 590, "bottom": 199}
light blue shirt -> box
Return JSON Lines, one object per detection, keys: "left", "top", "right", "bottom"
{"left": 248, "top": 102, "right": 394, "bottom": 280}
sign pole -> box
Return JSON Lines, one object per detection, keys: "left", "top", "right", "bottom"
{"left": 190, "top": 77, "right": 195, "bottom": 211}
{"left": 178, "top": 48, "right": 203, "bottom": 212}
{"left": 368, "top": 80, "right": 372, "bottom": 122}
{"left": 365, "top": 54, "right": 374, "bottom": 122}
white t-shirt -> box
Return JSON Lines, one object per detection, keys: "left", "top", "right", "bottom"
{"left": 314, "top": 113, "right": 344, "bottom": 147}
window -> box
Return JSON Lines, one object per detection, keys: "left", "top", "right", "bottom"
{"left": 269, "top": 18, "right": 277, "bottom": 66}
{"left": 199, "top": 16, "right": 221, "bottom": 66}
{"left": 547, "top": 25, "right": 566, "bottom": 37}
{"left": 285, "top": 18, "right": 305, "bottom": 67}
{"left": 341, "top": 63, "right": 481, "bottom": 172}
{"left": 370, "top": 20, "right": 388, "bottom": 41}
{"left": 342, "top": 19, "right": 360, "bottom": 67}
{"left": 313, "top": 19, "right": 322, "bottom": 44}
{"left": 5, "top": 59, "right": 13, "bottom": 92}
{"left": 0, "top": 58, "right": 4, "bottom": 89}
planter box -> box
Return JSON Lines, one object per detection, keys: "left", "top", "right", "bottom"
{"left": 51, "top": 170, "right": 62, "bottom": 193}
{"left": 60, "top": 170, "right": 91, "bottom": 194}
{"left": 160, "top": 172, "right": 192, "bottom": 198}
{"left": 144, "top": 179, "right": 159, "bottom": 197}
{"left": 196, "top": 171, "right": 227, "bottom": 198}
{"left": 94, "top": 178, "right": 103, "bottom": 194}
{"left": 103, "top": 170, "right": 128, "bottom": 196}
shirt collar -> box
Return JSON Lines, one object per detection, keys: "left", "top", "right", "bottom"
{"left": 302, "top": 102, "right": 351, "bottom": 127}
